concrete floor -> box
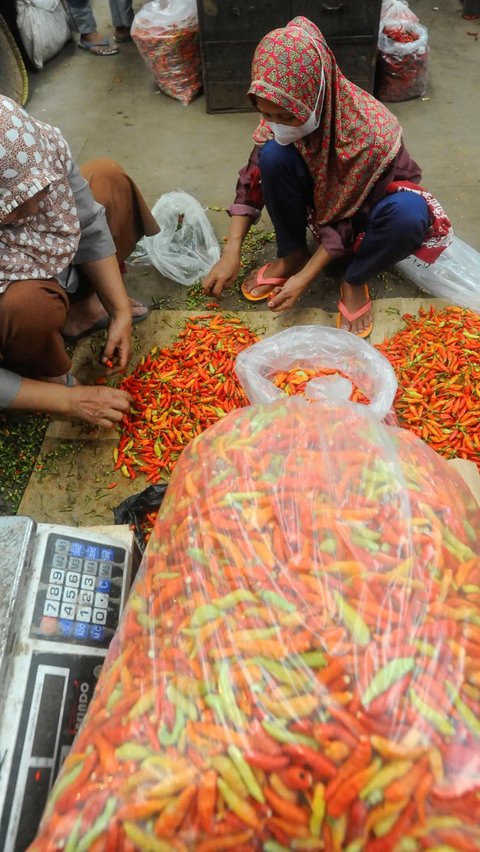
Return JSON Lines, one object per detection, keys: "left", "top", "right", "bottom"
{"left": 25, "top": 0, "right": 480, "bottom": 313}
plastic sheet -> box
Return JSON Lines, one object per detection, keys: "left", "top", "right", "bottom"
{"left": 29, "top": 399, "right": 480, "bottom": 852}
{"left": 381, "top": 0, "right": 419, "bottom": 22}
{"left": 131, "top": 0, "right": 202, "bottom": 105}
{"left": 234, "top": 326, "right": 397, "bottom": 420}
{"left": 376, "top": 21, "right": 429, "bottom": 102}
{"left": 398, "top": 236, "right": 480, "bottom": 312}
{"left": 144, "top": 190, "right": 220, "bottom": 286}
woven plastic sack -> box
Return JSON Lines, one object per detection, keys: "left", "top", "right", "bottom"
{"left": 144, "top": 190, "right": 220, "bottom": 286}
{"left": 29, "top": 398, "right": 480, "bottom": 852}
{"left": 131, "top": 0, "right": 202, "bottom": 105}
{"left": 235, "top": 326, "right": 397, "bottom": 420}
{"left": 16, "top": 0, "right": 70, "bottom": 70}
{"left": 381, "top": 0, "right": 419, "bottom": 22}
{"left": 398, "top": 236, "right": 480, "bottom": 311}
{"left": 376, "top": 21, "right": 429, "bottom": 101}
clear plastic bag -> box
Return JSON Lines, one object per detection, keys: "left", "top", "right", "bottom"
{"left": 144, "top": 190, "right": 220, "bottom": 286}
{"left": 381, "top": 0, "right": 419, "bottom": 22}
{"left": 376, "top": 21, "right": 429, "bottom": 101}
{"left": 131, "top": 0, "right": 202, "bottom": 105}
{"left": 29, "top": 398, "right": 480, "bottom": 851}
{"left": 235, "top": 326, "right": 397, "bottom": 420}
{"left": 397, "top": 235, "right": 480, "bottom": 311}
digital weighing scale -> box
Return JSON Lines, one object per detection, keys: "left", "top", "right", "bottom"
{"left": 0, "top": 516, "right": 133, "bottom": 852}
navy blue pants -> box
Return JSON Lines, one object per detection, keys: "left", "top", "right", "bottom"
{"left": 258, "top": 139, "right": 430, "bottom": 286}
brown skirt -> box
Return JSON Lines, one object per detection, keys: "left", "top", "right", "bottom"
{"left": 0, "top": 159, "right": 158, "bottom": 380}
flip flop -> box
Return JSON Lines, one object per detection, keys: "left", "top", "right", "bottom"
{"left": 78, "top": 40, "right": 119, "bottom": 56}
{"left": 241, "top": 264, "right": 289, "bottom": 302}
{"left": 336, "top": 284, "right": 373, "bottom": 339}
{"left": 62, "top": 301, "right": 150, "bottom": 343}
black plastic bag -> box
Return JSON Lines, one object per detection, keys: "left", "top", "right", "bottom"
{"left": 113, "top": 484, "right": 168, "bottom": 553}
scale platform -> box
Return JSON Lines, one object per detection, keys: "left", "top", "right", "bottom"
{"left": 0, "top": 516, "right": 133, "bottom": 852}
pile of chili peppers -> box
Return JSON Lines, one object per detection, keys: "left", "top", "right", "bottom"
{"left": 30, "top": 400, "right": 480, "bottom": 852}
{"left": 273, "top": 368, "right": 370, "bottom": 405}
{"left": 377, "top": 305, "right": 480, "bottom": 467}
{"left": 132, "top": 15, "right": 202, "bottom": 105}
{"left": 114, "top": 316, "right": 258, "bottom": 483}
{"left": 376, "top": 24, "right": 429, "bottom": 102}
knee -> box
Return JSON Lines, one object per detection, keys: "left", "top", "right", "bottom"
{"left": 378, "top": 193, "right": 430, "bottom": 241}
{"left": 80, "top": 159, "right": 127, "bottom": 187}
{"left": 2, "top": 280, "right": 68, "bottom": 334}
{"left": 258, "top": 139, "right": 300, "bottom": 177}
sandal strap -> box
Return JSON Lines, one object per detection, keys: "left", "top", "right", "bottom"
{"left": 337, "top": 298, "right": 372, "bottom": 323}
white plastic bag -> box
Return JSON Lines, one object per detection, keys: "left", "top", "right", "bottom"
{"left": 381, "top": 0, "right": 419, "bottom": 22}
{"left": 144, "top": 190, "right": 220, "bottom": 286}
{"left": 132, "top": 0, "right": 202, "bottom": 105}
{"left": 235, "top": 326, "right": 397, "bottom": 420}
{"left": 376, "top": 20, "right": 429, "bottom": 101}
{"left": 397, "top": 236, "right": 480, "bottom": 311}
{"left": 16, "top": 0, "right": 70, "bottom": 70}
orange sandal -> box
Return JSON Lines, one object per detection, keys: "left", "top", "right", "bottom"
{"left": 241, "top": 264, "right": 289, "bottom": 302}
{"left": 336, "top": 284, "right": 373, "bottom": 338}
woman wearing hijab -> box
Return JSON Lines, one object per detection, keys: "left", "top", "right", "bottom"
{"left": 0, "top": 95, "right": 159, "bottom": 427}
{"left": 203, "top": 17, "right": 452, "bottom": 336}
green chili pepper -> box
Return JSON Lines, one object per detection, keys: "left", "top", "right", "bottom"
{"left": 333, "top": 590, "right": 370, "bottom": 646}
{"left": 106, "top": 682, "right": 123, "bottom": 712}
{"left": 223, "top": 491, "right": 269, "bottom": 502}
{"left": 250, "top": 656, "right": 312, "bottom": 689}
{"left": 395, "top": 840, "right": 420, "bottom": 852}
{"left": 463, "top": 584, "right": 480, "bottom": 593}
{"left": 310, "top": 783, "right": 326, "bottom": 837}
{"left": 156, "top": 572, "right": 181, "bottom": 580}
{"left": 443, "top": 527, "right": 475, "bottom": 562}
{"left": 259, "top": 589, "right": 296, "bottom": 613}
{"left": 445, "top": 680, "right": 480, "bottom": 740}
{"left": 413, "top": 639, "right": 439, "bottom": 658}
{"left": 362, "top": 657, "right": 415, "bottom": 707}
{"left": 186, "top": 548, "right": 210, "bottom": 568}
{"left": 262, "top": 720, "right": 319, "bottom": 750}
{"left": 115, "top": 743, "right": 152, "bottom": 762}
{"left": 211, "top": 755, "right": 249, "bottom": 798}
{"left": 345, "top": 841, "right": 366, "bottom": 852}
{"left": 293, "top": 651, "right": 326, "bottom": 668}
{"left": 190, "top": 604, "right": 223, "bottom": 628}
{"left": 409, "top": 688, "right": 455, "bottom": 736}
{"left": 236, "top": 628, "right": 280, "bottom": 641}
{"left": 463, "top": 518, "right": 477, "bottom": 543}
{"left": 218, "top": 662, "right": 247, "bottom": 728}
{"left": 137, "top": 613, "right": 159, "bottom": 630}
{"left": 264, "top": 843, "right": 290, "bottom": 852}
{"left": 76, "top": 797, "right": 117, "bottom": 852}
{"left": 166, "top": 684, "right": 197, "bottom": 722}
{"left": 64, "top": 812, "right": 82, "bottom": 852}
{"left": 213, "top": 590, "right": 258, "bottom": 609}
{"left": 159, "top": 707, "right": 185, "bottom": 746}
{"left": 360, "top": 760, "right": 413, "bottom": 800}
{"left": 351, "top": 531, "right": 380, "bottom": 553}
{"left": 228, "top": 745, "right": 265, "bottom": 803}
{"left": 46, "top": 758, "right": 84, "bottom": 813}
{"left": 205, "top": 693, "right": 227, "bottom": 724}
{"left": 319, "top": 537, "right": 337, "bottom": 554}
{"left": 124, "top": 822, "right": 173, "bottom": 852}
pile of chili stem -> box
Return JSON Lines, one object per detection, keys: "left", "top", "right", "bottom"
{"left": 377, "top": 305, "right": 480, "bottom": 467}
{"left": 273, "top": 368, "right": 370, "bottom": 405}
{"left": 114, "top": 315, "right": 258, "bottom": 483}
{"left": 30, "top": 401, "right": 480, "bottom": 852}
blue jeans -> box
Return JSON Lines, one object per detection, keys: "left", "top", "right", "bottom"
{"left": 258, "top": 139, "right": 430, "bottom": 286}
{"left": 66, "top": 0, "right": 133, "bottom": 33}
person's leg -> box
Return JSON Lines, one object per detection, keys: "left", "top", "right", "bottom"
{"left": 243, "top": 140, "right": 313, "bottom": 296}
{"left": 108, "top": 0, "right": 134, "bottom": 40}
{"left": 340, "top": 192, "right": 430, "bottom": 335}
{"left": 65, "top": 0, "right": 119, "bottom": 55}
{"left": 0, "top": 280, "right": 72, "bottom": 380}
{"left": 80, "top": 159, "right": 159, "bottom": 263}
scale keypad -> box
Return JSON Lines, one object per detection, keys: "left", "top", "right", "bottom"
{"left": 31, "top": 534, "right": 127, "bottom": 648}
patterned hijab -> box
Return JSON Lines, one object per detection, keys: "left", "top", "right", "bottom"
{"left": 249, "top": 17, "right": 403, "bottom": 225}
{"left": 0, "top": 96, "right": 80, "bottom": 293}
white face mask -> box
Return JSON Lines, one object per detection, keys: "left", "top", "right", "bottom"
{"left": 266, "top": 37, "right": 325, "bottom": 146}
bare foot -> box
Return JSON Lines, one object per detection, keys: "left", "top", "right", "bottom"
{"left": 80, "top": 31, "right": 119, "bottom": 55}
{"left": 114, "top": 26, "right": 132, "bottom": 42}
{"left": 339, "top": 282, "right": 373, "bottom": 336}
{"left": 244, "top": 247, "right": 310, "bottom": 298}
{"left": 62, "top": 294, "right": 147, "bottom": 339}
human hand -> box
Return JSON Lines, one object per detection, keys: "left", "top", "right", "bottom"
{"left": 268, "top": 275, "right": 308, "bottom": 312}
{"left": 66, "top": 386, "right": 133, "bottom": 429}
{"left": 203, "top": 254, "right": 241, "bottom": 298}
{"left": 103, "top": 312, "right": 131, "bottom": 374}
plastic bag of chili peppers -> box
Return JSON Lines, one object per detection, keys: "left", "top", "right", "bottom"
{"left": 131, "top": 0, "right": 202, "bottom": 106}
{"left": 28, "top": 397, "right": 480, "bottom": 852}
{"left": 376, "top": 21, "right": 429, "bottom": 102}
{"left": 381, "top": 0, "right": 419, "bottom": 23}
{"left": 235, "top": 326, "right": 397, "bottom": 420}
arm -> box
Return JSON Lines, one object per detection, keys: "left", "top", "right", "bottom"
{"left": 6, "top": 377, "right": 133, "bottom": 429}
{"left": 268, "top": 245, "right": 333, "bottom": 312}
